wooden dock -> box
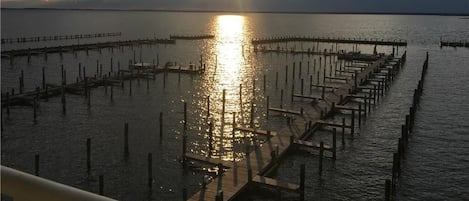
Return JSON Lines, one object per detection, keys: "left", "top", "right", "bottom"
{"left": 1, "top": 32, "right": 122, "bottom": 44}
{"left": 170, "top": 34, "right": 215, "bottom": 40}
{"left": 1, "top": 38, "right": 176, "bottom": 59}
{"left": 187, "top": 52, "right": 407, "bottom": 201}
{"left": 252, "top": 36, "right": 407, "bottom": 46}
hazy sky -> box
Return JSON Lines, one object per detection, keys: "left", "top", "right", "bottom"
{"left": 2, "top": 0, "right": 469, "bottom": 14}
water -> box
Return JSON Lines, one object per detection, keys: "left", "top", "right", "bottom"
{"left": 2, "top": 9, "right": 469, "bottom": 200}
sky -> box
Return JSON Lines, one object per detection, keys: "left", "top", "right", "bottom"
{"left": 2, "top": 0, "right": 469, "bottom": 14}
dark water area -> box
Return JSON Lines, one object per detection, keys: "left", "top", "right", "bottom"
{"left": 1, "top": 10, "right": 469, "bottom": 200}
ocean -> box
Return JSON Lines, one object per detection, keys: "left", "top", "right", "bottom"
{"left": 1, "top": 9, "right": 469, "bottom": 200}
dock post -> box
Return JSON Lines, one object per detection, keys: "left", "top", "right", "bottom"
{"left": 292, "top": 62, "right": 296, "bottom": 82}
{"left": 86, "top": 138, "right": 91, "bottom": 174}
{"left": 99, "top": 175, "right": 104, "bottom": 195}
{"left": 184, "top": 101, "right": 188, "bottom": 131}
{"left": 385, "top": 179, "right": 391, "bottom": 201}
{"left": 358, "top": 103, "right": 362, "bottom": 127}
{"left": 341, "top": 118, "right": 345, "bottom": 145}
{"left": 42, "top": 67, "right": 46, "bottom": 89}
{"left": 307, "top": 61, "right": 310, "bottom": 75}
{"left": 285, "top": 65, "right": 288, "bottom": 84}
{"left": 129, "top": 78, "right": 132, "bottom": 96}
{"left": 373, "top": 85, "right": 377, "bottom": 105}
{"left": 182, "top": 188, "right": 188, "bottom": 201}
{"left": 148, "top": 153, "right": 153, "bottom": 188}
{"left": 299, "top": 61, "right": 302, "bottom": 78}
{"left": 124, "top": 123, "right": 129, "bottom": 155}
{"left": 33, "top": 99, "right": 37, "bottom": 122}
{"left": 319, "top": 142, "right": 324, "bottom": 177}
{"left": 250, "top": 102, "right": 254, "bottom": 127}
{"left": 364, "top": 96, "right": 368, "bottom": 117}
{"left": 301, "top": 79, "right": 304, "bottom": 95}
{"left": 275, "top": 72, "right": 279, "bottom": 89}
{"left": 34, "top": 154, "right": 39, "bottom": 176}
{"left": 263, "top": 74, "right": 266, "bottom": 93}
{"left": 182, "top": 132, "right": 187, "bottom": 167}
{"left": 333, "top": 128, "right": 337, "bottom": 160}
{"left": 266, "top": 96, "right": 270, "bottom": 118}
{"left": 207, "top": 96, "right": 211, "bottom": 118}
{"left": 300, "top": 164, "right": 305, "bottom": 201}
{"left": 209, "top": 122, "right": 214, "bottom": 157}
{"left": 351, "top": 109, "right": 355, "bottom": 136}
{"left": 61, "top": 85, "right": 66, "bottom": 114}
{"left": 280, "top": 89, "right": 284, "bottom": 109}
{"left": 6, "top": 92, "right": 10, "bottom": 115}
{"left": 321, "top": 85, "right": 325, "bottom": 100}
{"left": 110, "top": 85, "right": 113, "bottom": 102}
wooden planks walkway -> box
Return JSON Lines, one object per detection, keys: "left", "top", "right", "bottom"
{"left": 187, "top": 54, "right": 400, "bottom": 201}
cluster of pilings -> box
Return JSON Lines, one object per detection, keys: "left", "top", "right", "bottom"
{"left": 1, "top": 53, "right": 206, "bottom": 121}
{"left": 32, "top": 120, "right": 168, "bottom": 196}
{"left": 293, "top": 52, "right": 407, "bottom": 183}
{"left": 384, "top": 52, "right": 429, "bottom": 201}
{"left": 1, "top": 32, "right": 122, "bottom": 44}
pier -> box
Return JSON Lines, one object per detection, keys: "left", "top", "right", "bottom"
{"left": 1, "top": 38, "right": 176, "bottom": 60}
{"left": 187, "top": 52, "right": 407, "bottom": 201}
{"left": 252, "top": 36, "right": 407, "bottom": 46}
{"left": 1, "top": 32, "right": 122, "bottom": 44}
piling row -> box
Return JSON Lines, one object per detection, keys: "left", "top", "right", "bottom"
{"left": 384, "top": 53, "right": 429, "bottom": 201}
{"left": 252, "top": 36, "right": 407, "bottom": 46}
{"left": 1, "top": 32, "right": 122, "bottom": 44}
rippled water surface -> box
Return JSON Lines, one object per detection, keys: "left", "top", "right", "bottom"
{"left": 2, "top": 10, "right": 469, "bottom": 200}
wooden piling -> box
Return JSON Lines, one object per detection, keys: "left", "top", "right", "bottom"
{"left": 319, "top": 142, "right": 324, "bottom": 177}
{"left": 42, "top": 67, "right": 46, "bottom": 89}
{"left": 385, "top": 179, "right": 391, "bottom": 201}
{"left": 341, "top": 118, "right": 345, "bottom": 145}
{"left": 34, "top": 154, "right": 39, "bottom": 176}
{"left": 86, "top": 138, "right": 91, "bottom": 174}
{"left": 326, "top": 127, "right": 334, "bottom": 162}
{"left": 351, "top": 108, "right": 355, "bottom": 137}
{"left": 99, "top": 175, "right": 104, "bottom": 195}
{"left": 148, "top": 153, "right": 153, "bottom": 188}
{"left": 280, "top": 89, "right": 284, "bottom": 109}
{"left": 285, "top": 65, "right": 288, "bottom": 84}
{"left": 33, "top": 99, "right": 37, "bottom": 122}
{"left": 275, "top": 72, "right": 279, "bottom": 89}
{"left": 184, "top": 101, "right": 188, "bottom": 131}
{"left": 358, "top": 103, "right": 362, "bottom": 126}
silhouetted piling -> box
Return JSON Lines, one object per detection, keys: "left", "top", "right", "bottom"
{"left": 34, "top": 154, "right": 39, "bottom": 176}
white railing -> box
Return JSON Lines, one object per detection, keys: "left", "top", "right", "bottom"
{"left": 1, "top": 166, "right": 117, "bottom": 201}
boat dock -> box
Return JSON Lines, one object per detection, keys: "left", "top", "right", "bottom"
{"left": 186, "top": 52, "right": 407, "bottom": 201}
{"left": 252, "top": 36, "right": 407, "bottom": 46}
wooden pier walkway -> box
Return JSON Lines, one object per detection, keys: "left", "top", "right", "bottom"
{"left": 1, "top": 38, "right": 176, "bottom": 59}
{"left": 1, "top": 32, "right": 121, "bottom": 44}
{"left": 170, "top": 34, "right": 215, "bottom": 40}
{"left": 252, "top": 36, "right": 407, "bottom": 46}
{"left": 187, "top": 52, "right": 406, "bottom": 201}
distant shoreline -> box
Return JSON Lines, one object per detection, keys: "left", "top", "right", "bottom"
{"left": 2, "top": 7, "right": 469, "bottom": 16}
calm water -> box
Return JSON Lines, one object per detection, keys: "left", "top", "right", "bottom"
{"left": 1, "top": 9, "right": 469, "bottom": 200}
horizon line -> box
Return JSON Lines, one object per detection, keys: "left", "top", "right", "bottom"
{"left": 2, "top": 7, "right": 469, "bottom": 16}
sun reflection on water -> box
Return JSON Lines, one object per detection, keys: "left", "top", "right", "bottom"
{"left": 196, "top": 15, "right": 254, "bottom": 161}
